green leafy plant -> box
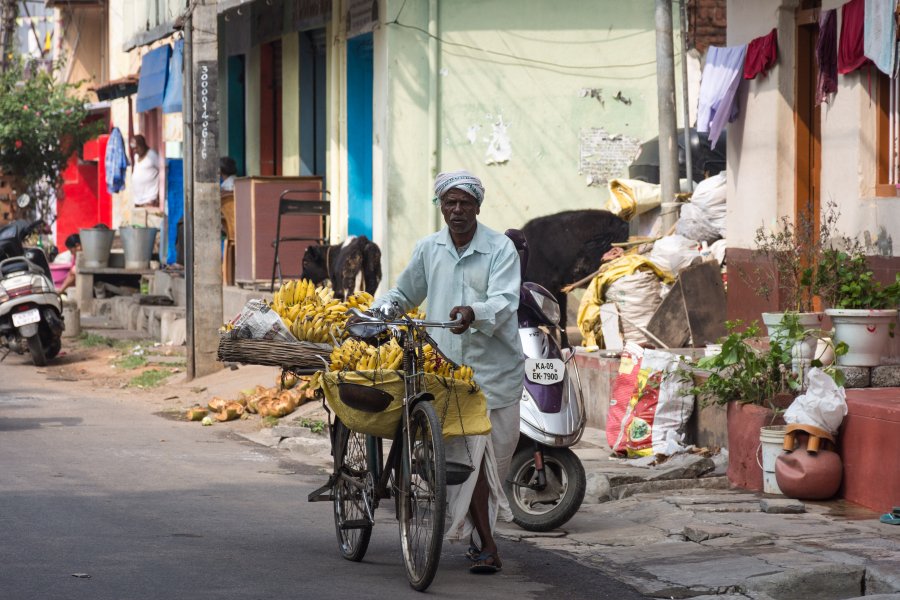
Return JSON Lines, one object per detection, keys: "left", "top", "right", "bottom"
{"left": 686, "top": 317, "right": 846, "bottom": 409}
{"left": 818, "top": 244, "right": 900, "bottom": 310}
{"left": 0, "top": 59, "right": 103, "bottom": 222}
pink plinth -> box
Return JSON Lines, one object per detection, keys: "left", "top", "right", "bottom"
{"left": 726, "top": 401, "right": 786, "bottom": 492}
{"left": 839, "top": 388, "right": 900, "bottom": 512}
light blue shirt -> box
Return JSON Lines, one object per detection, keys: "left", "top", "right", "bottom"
{"left": 374, "top": 223, "right": 524, "bottom": 409}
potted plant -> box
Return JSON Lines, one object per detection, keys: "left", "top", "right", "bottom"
{"left": 818, "top": 243, "right": 900, "bottom": 367}
{"left": 686, "top": 320, "right": 845, "bottom": 492}
{"left": 748, "top": 203, "right": 841, "bottom": 359}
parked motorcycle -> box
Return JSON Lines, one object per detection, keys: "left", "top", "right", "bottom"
{"left": 503, "top": 229, "right": 587, "bottom": 532}
{"left": 0, "top": 220, "right": 64, "bottom": 366}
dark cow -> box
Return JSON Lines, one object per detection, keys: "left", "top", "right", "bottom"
{"left": 521, "top": 209, "right": 630, "bottom": 345}
{"left": 301, "top": 235, "right": 382, "bottom": 299}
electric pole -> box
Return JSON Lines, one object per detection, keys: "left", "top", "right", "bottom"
{"left": 183, "top": 0, "right": 222, "bottom": 379}
{"left": 656, "top": 0, "right": 680, "bottom": 232}
{"left": 0, "top": 0, "right": 18, "bottom": 73}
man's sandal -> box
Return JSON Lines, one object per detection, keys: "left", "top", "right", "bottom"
{"left": 465, "top": 544, "right": 481, "bottom": 561}
{"left": 469, "top": 552, "right": 502, "bottom": 574}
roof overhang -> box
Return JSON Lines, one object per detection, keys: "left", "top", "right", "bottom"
{"left": 91, "top": 75, "right": 139, "bottom": 102}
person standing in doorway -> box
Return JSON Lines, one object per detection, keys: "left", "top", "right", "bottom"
{"left": 130, "top": 135, "right": 160, "bottom": 208}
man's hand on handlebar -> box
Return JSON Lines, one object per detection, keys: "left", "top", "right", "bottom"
{"left": 448, "top": 306, "right": 475, "bottom": 334}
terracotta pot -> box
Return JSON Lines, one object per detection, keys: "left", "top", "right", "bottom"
{"left": 775, "top": 426, "right": 843, "bottom": 500}
{"left": 726, "top": 400, "right": 787, "bottom": 492}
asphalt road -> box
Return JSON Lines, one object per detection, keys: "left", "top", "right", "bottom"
{"left": 0, "top": 356, "right": 648, "bottom": 600}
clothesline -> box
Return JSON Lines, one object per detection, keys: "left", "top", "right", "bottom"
{"left": 696, "top": 0, "right": 899, "bottom": 144}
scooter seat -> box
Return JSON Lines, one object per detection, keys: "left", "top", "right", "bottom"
{"left": 0, "top": 257, "right": 30, "bottom": 277}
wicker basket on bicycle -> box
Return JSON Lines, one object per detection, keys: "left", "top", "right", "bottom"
{"left": 318, "top": 369, "right": 490, "bottom": 440}
{"left": 216, "top": 336, "right": 332, "bottom": 370}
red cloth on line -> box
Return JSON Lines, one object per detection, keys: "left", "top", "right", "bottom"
{"left": 743, "top": 28, "right": 779, "bottom": 79}
{"left": 838, "top": 0, "right": 871, "bottom": 74}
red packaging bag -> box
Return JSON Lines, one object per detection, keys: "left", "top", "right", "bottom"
{"left": 607, "top": 346, "right": 643, "bottom": 452}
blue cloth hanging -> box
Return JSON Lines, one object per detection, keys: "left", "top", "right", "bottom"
{"left": 162, "top": 39, "right": 184, "bottom": 114}
{"left": 105, "top": 127, "right": 128, "bottom": 194}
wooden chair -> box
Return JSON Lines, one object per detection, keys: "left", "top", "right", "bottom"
{"left": 270, "top": 189, "right": 330, "bottom": 290}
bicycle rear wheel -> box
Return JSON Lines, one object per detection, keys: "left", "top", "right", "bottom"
{"left": 332, "top": 419, "right": 374, "bottom": 562}
{"left": 398, "top": 401, "right": 446, "bottom": 591}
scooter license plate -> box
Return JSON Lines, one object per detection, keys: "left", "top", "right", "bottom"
{"left": 525, "top": 358, "right": 565, "bottom": 385}
{"left": 12, "top": 308, "right": 40, "bottom": 327}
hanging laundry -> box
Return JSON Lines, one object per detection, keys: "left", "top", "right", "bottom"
{"left": 744, "top": 28, "right": 779, "bottom": 79}
{"left": 838, "top": 0, "right": 871, "bottom": 74}
{"left": 816, "top": 9, "right": 839, "bottom": 106}
{"left": 863, "top": 0, "right": 897, "bottom": 75}
{"left": 697, "top": 44, "right": 747, "bottom": 148}
{"left": 105, "top": 127, "right": 128, "bottom": 194}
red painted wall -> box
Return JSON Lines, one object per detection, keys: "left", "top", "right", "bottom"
{"left": 57, "top": 134, "right": 112, "bottom": 246}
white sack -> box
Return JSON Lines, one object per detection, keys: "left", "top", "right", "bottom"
{"left": 784, "top": 368, "right": 848, "bottom": 435}
{"left": 640, "top": 349, "right": 694, "bottom": 456}
{"left": 606, "top": 270, "right": 662, "bottom": 346}
{"left": 648, "top": 234, "right": 702, "bottom": 274}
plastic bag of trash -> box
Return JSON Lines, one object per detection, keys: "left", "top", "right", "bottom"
{"left": 606, "top": 270, "right": 662, "bottom": 346}
{"left": 648, "top": 234, "right": 702, "bottom": 274}
{"left": 783, "top": 368, "right": 847, "bottom": 435}
{"left": 605, "top": 178, "right": 662, "bottom": 221}
{"left": 226, "top": 299, "right": 296, "bottom": 342}
{"left": 676, "top": 203, "right": 722, "bottom": 245}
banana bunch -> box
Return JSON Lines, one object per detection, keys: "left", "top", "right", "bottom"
{"left": 329, "top": 337, "right": 403, "bottom": 372}
{"left": 270, "top": 278, "right": 374, "bottom": 344}
{"left": 421, "top": 344, "right": 476, "bottom": 383}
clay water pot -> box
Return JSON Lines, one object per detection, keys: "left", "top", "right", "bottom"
{"left": 775, "top": 424, "right": 843, "bottom": 500}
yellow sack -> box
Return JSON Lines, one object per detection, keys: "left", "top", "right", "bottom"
{"left": 605, "top": 178, "right": 662, "bottom": 221}
{"left": 577, "top": 255, "right": 674, "bottom": 347}
{"left": 318, "top": 370, "right": 491, "bottom": 439}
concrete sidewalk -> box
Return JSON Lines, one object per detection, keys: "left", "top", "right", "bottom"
{"left": 161, "top": 362, "right": 900, "bottom": 600}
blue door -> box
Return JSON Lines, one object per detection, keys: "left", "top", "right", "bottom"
{"left": 346, "top": 33, "right": 373, "bottom": 238}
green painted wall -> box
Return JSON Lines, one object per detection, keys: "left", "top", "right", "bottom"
{"left": 381, "top": 0, "right": 676, "bottom": 283}
{"left": 282, "top": 32, "right": 302, "bottom": 176}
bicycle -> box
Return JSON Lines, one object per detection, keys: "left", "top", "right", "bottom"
{"left": 307, "top": 306, "right": 474, "bottom": 591}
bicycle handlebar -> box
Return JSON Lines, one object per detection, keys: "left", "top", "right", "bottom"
{"left": 346, "top": 307, "right": 463, "bottom": 329}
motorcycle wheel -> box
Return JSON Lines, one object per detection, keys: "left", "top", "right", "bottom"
{"left": 27, "top": 335, "right": 47, "bottom": 366}
{"left": 504, "top": 446, "right": 586, "bottom": 532}
{"left": 45, "top": 336, "right": 61, "bottom": 360}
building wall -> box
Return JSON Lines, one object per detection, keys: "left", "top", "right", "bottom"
{"left": 726, "top": 0, "right": 900, "bottom": 255}
{"left": 379, "top": 0, "right": 678, "bottom": 285}
{"left": 58, "top": 6, "right": 107, "bottom": 99}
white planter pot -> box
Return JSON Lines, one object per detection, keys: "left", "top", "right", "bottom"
{"left": 761, "top": 311, "right": 825, "bottom": 362}
{"left": 826, "top": 308, "right": 899, "bottom": 367}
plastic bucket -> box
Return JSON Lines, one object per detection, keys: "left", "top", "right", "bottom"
{"left": 759, "top": 425, "right": 787, "bottom": 495}
{"left": 79, "top": 227, "right": 115, "bottom": 268}
{"left": 120, "top": 227, "right": 158, "bottom": 269}
{"left": 50, "top": 262, "right": 72, "bottom": 287}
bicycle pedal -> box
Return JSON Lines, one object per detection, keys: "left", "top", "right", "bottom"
{"left": 339, "top": 519, "right": 371, "bottom": 530}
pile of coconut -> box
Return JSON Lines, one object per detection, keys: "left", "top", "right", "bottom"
{"left": 186, "top": 373, "right": 317, "bottom": 424}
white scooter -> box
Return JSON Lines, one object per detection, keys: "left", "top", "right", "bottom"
{"left": 0, "top": 220, "right": 64, "bottom": 366}
{"left": 503, "top": 229, "right": 587, "bottom": 532}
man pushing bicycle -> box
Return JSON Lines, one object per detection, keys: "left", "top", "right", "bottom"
{"left": 371, "top": 170, "right": 524, "bottom": 574}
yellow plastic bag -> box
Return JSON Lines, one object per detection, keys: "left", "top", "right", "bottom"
{"left": 318, "top": 370, "right": 491, "bottom": 439}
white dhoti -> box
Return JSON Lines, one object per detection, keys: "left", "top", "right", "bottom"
{"left": 444, "top": 402, "right": 520, "bottom": 543}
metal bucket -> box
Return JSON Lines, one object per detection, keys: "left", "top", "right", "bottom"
{"left": 120, "top": 227, "right": 158, "bottom": 269}
{"left": 79, "top": 227, "right": 115, "bottom": 268}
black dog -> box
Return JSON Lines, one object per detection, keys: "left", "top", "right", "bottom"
{"left": 521, "top": 209, "right": 629, "bottom": 345}
{"left": 301, "top": 235, "right": 382, "bottom": 299}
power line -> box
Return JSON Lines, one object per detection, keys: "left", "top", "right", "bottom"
{"left": 386, "top": 19, "right": 658, "bottom": 72}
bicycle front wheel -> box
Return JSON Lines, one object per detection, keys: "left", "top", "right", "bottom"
{"left": 332, "top": 419, "right": 374, "bottom": 562}
{"left": 398, "top": 401, "right": 446, "bottom": 591}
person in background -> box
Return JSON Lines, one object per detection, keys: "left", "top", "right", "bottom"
{"left": 56, "top": 234, "right": 82, "bottom": 294}
{"left": 130, "top": 135, "right": 161, "bottom": 210}
{"left": 220, "top": 156, "right": 237, "bottom": 192}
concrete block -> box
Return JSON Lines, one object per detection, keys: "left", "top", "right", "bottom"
{"left": 584, "top": 472, "right": 611, "bottom": 503}
{"left": 872, "top": 365, "right": 900, "bottom": 387}
{"left": 837, "top": 366, "right": 872, "bottom": 388}
{"left": 686, "top": 398, "right": 728, "bottom": 449}
{"left": 161, "top": 317, "right": 186, "bottom": 346}
{"left": 867, "top": 562, "right": 900, "bottom": 594}
{"left": 844, "top": 595, "right": 900, "bottom": 600}
{"left": 744, "top": 564, "right": 864, "bottom": 600}
{"left": 609, "top": 476, "right": 729, "bottom": 500}
{"left": 759, "top": 498, "right": 805, "bottom": 514}
{"left": 682, "top": 524, "right": 733, "bottom": 542}
{"left": 648, "top": 454, "right": 715, "bottom": 481}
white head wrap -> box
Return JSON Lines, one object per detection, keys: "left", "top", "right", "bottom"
{"left": 433, "top": 170, "right": 485, "bottom": 206}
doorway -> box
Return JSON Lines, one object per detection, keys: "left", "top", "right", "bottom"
{"left": 260, "top": 40, "right": 283, "bottom": 176}
{"left": 346, "top": 32, "right": 373, "bottom": 238}
{"left": 795, "top": 5, "right": 821, "bottom": 241}
{"left": 299, "top": 29, "right": 327, "bottom": 177}
{"left": 227, "top": 54, "right": 246, "bottom": 177}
